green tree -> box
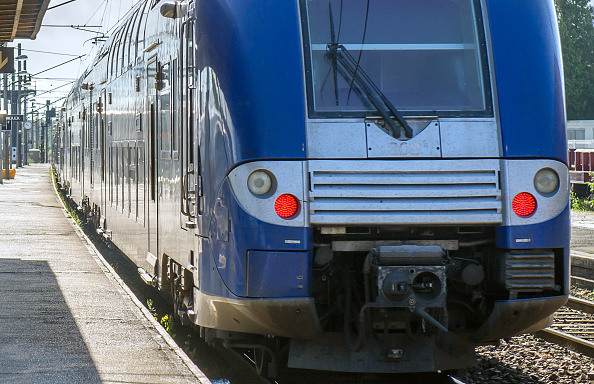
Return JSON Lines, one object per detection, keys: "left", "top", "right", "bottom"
{"left": 555, "top": 0, "right": 594, "bottom": 120}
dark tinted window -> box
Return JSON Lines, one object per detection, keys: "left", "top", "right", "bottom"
{"left": 302, "top": 0, "right": 491, "bottom": 116}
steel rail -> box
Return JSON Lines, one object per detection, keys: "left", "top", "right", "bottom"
{"left": 566, "top": 295, "right": 594, "bottom": 315}
{"left": 534, "top": 296, "right": 594, "bottom": 358}
{"left": 535, "top": 327, "right": 594, "bottom": 358}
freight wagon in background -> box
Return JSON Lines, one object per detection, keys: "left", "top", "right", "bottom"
{"left": 567, "top": 120, "right": 594, "bottom": 196}
{"left": 569, "top": 148, "right": 594, "bottom": 196}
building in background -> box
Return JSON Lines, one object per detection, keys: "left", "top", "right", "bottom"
{"left": 568, "top": 120, "right": 594, "bottom": 149}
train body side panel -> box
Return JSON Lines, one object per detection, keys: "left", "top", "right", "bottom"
{"left": 201, "top": 178, "right": 313, "bottom": 299}
{"left": 487, "top": 0, "right": 566, "bottom": 163}
{"left": 196, "top": 0, "right": 307, "bottom": 163}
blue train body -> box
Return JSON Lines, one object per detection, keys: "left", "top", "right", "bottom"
{"left": 54, "top": 0, "right": 570, "bottom": 375}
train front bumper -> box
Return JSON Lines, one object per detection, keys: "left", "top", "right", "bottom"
{"left": 192, "top": 288, "right": 322, "bottom": 339}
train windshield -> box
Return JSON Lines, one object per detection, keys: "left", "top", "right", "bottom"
{"left": 301, "top": 0, "right": 492, "bottom": 117}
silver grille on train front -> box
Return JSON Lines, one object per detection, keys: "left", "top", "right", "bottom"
{"left": 307, "top": 160, "right": 502, "bottom": 225}
{"left": 504, "top": 251, "right": 556, "bottom": 292}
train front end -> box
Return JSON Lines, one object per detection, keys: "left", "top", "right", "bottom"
{"left": 194, "top": 0, "right": 569, "bottom": 373}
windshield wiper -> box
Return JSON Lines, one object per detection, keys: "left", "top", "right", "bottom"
{"left": 326, "top": 43, "right": 414, "bottom": 139}
{"left": 328, "top": 3, "right": 339, "bottom": 106}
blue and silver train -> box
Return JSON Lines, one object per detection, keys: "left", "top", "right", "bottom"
{"left": 54, "top": 0, "right": 570, "bottom": 375}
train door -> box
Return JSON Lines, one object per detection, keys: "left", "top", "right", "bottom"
{"left": 89, "top": 94, "right": 94, "bottom": 187}
{"left": 100, "top": 89, "right": 107, "bottom": 225}
{"left": 157, "top": 60, "right": 172, "bottom": 275}
{"left": 147, "top": 57, "right": 159, "bottom": 274}
{"left": 181, "top": 17, "right": 200, "bottom": 231}
{"left": 81, "top": 105, "right": 86, "bottom": 201}
{"left": 91, "top": 94, "right": 101, "bottom": 208}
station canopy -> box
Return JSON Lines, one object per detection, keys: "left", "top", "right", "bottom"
{"left": 0, "top": 0, "right": 50, "bottom": 43}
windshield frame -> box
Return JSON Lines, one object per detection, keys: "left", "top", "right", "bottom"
{"left": 298, "top": 0, "right": 494, "bottom": 119}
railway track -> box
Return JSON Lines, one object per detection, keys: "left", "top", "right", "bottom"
{"left": 535, "top": 251, "right": 594, "bottom": 357}
{"left": 535, "top": 296, "right": 594, "bottom": 358}
{"left": 273, "top": 370, "right": 464, "bottom": 384}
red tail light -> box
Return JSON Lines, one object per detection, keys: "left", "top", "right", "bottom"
{"left": 512, "top": 192, "right": 537, "bottom": 217}
{"left": 275, "top": 194, "right": 300, "bottom": 219}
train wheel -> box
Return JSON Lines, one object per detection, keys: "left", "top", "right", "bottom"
{"left": 253, "top": 346, "right": 278, "bottom": 378}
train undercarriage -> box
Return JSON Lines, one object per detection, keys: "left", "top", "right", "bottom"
{"left": 161, "top": 223, "right": 565, "bottom": 376}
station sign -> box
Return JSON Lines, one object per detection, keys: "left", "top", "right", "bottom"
{"left": 6, "top": 115, "right": 23, "bottom": 122}
{"left": 0, "top": 47, "right": 14, "bottom": 74}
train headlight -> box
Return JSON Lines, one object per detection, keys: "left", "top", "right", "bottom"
{"left": 247, "top": 170, "right": 275, "bottom": 197}
{"left": 534, "top": 168, "right": 560, "bottom": 195}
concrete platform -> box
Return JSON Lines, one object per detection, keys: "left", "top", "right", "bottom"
{"left": 0, "top": 164, "right": 210, "bottom": 384}
{"left": 571, "top": 210, "right": 594, "bottom": 255}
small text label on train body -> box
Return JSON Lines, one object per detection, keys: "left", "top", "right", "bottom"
{"left": 389, "top": 142, "right": 421, "bottom": 156}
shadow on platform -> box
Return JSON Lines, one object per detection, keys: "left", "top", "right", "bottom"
{"left": 0, "top": 258, "right": 101, "bottom": 383}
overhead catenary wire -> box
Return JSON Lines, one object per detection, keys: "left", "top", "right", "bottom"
{"left": 87, "top": 0, "right": 109, "bottom": 31}
{"left": 28, "top": 97, "right": 67, "bottom": 117}
{"left": 34, "top": 77, "right": 77, "bottom": 81}
{"left": 31, "top": 55, "right": 86, "bottom": 77}
{"left": 23, "top": 49, "right": 81, "bottom": 57}
{"left": 41, "top": 25, "right": 103, "bottom": 34}
{"left": 34, "top": 81, "right": 77, "bottom": 98}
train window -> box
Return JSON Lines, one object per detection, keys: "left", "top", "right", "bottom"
{"left": 135, "top": 113, "right": 142, "bottom": 132}
{"left": 121, "top": 146, "right": 126, "bottom": 212}
{"left": 107, "top": 38, "right": 114, "bottom": 79}
{"left": 122, "top": 39, "right": 129, "bottom": 70}
{"left": 113, "top": 38, "right": 122, "bottom": 77}
{"left": 122, "top": 15, "right": 136, "bottom": 70}
{"left": 135, "top": 1, "right": 150, "bottom": 57}
{"left": 114, "top": 145, "right": 119, "bottom": 207}
{"left": 121, "top": 25, "right": 129, "bottom": 72}
{"left": 109, "top": 146, "right": 113, "bottom": 204}
{"left": 94, "top": 104, "right": 99, "bottom": 150}
{"left": 84, "top": 107, "right": 90, "bottom": 149}
{"left": 109, "top": 29, "right": 122, "bottom": 79}
{"left": 131, "top": 145, "right": 137, "bottom": 220}
{"left": 172, "top": 59, "right": 178, "bottom": 156}
{"left": 128, "top": 9, "right": 141, "bottom": 66}
{"left": 159, "top": 62, "right": 172, "bottom": 156}
{"left": 75, "top": 145, "right": 78, "bottom": 181}
{"left": 74, "top": 144, "right": 77, "bottom": 181}
{"left": 137, "top": 144, "right": 145, "bottom": 224}
{"left": 127, "top": 146, "right": 132, "bottom": 215}
{"left": 301, "top": 0, "right": 492, "bottom": 117}
{"left": 69, "top": 132, "right": 72, "bottom": 169}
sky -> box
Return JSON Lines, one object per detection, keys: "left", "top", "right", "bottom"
{"left": 9, "top": 0, "right": 139, "bottom": 115}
